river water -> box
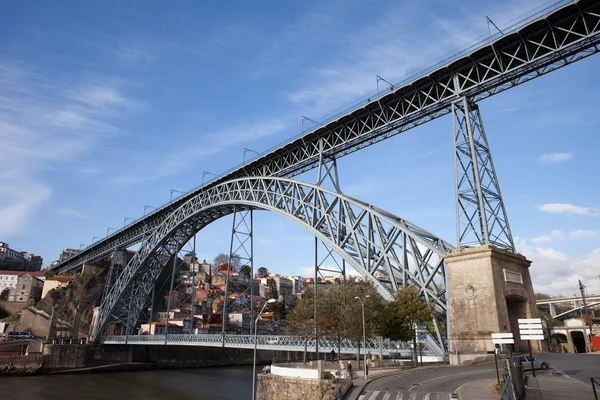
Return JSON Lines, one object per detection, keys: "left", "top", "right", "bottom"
{"left": 0, "top": 366, "right": 253, "bottom": 399}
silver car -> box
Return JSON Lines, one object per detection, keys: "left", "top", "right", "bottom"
{"left": 518, "top": 355, "right": 549, "bottom": 370}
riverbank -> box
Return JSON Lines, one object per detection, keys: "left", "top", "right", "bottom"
{"left": 0, "top": 343, "right": 316, "bottom": 377}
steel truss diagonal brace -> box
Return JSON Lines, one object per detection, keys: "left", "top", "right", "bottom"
{"left": 95, "top": 177, "right": 455, "bottom": 350}
{"left": 452, "top": 96, "right": 515, "bottom": 251}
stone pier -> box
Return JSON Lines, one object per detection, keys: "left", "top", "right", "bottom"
{"left": 446, "top": 245, "right": 539, "bottom": 365}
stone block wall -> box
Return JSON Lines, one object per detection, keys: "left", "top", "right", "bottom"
{"left": 257, "top": 374, "right": 346, "bottom": 400}
{"left": 0, "top": 355, "right": 43, "bottom": 375}
{"left": 42, "top": 344, "right": 88, "bottom": 371}
{"left": 12, "top": 308, "right": 51, "bottom": 337}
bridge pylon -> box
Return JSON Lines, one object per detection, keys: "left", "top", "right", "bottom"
{"left": 447, "top": 96, "right": 538, "bottom": 365}
{"left": 452, "top": 96, "right": 515, "bottom": 251}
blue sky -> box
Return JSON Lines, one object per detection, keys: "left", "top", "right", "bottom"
{"left": 1, "top": 0, "right": 598, "bottom": 297}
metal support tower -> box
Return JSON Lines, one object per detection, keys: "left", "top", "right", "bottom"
{"left": 222, "top": 207, "right": 255, "bottom": 335}
{"left": 312, "top": 143, "right": 347, "bottom": 354}
{"left": 452, "top": 96, "right": 515, "bottom": 251}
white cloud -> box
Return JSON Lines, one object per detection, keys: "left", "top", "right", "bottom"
{"left": 0, "top": 60, "right": 142, "bottom": 237}
{"left": 537, "top": 153, "right": 573, "bottom": 164}
{"left": 116, "top": 117, "right": 289, "bottom": 184}
{"left": 0, "top": 180, "right": 52, "bottom": 237}
{"left": 538, "top": 203, "right": 596, "bottom": 215}
{"left": 550, "top": 229, "right": 565, "bottom": 240}
{"left": 56, "top": 208, "right": 92, "bottom": 220}
{"left": 570, "top": 230, "right": 595, "bottom": 239}
{"left": 286, "top": 0, "right": 543, "bottom": 117}
{"left": 516, "top": 239, "right": 600, "bottom": 296}
{"left": 530, "top": 236, "right": 553, "bottom": 245}
{"left": 256, "top": 237, "right": 276, "bottom": 246}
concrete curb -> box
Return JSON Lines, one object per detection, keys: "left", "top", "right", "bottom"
{"left": 344, "top": 365, "right": 450, "bottom": 400}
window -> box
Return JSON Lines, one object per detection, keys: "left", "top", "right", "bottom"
{"left": 22, "top": 285, "right": 26, "bottom": 290}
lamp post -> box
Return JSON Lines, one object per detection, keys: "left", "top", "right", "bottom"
{"left": 355, "top": 294, "right": 370, "bottom": 380}
{"left": 253, "top": 298, "right": 277, "bottom": 400}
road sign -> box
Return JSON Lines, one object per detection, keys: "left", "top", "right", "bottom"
{"left": 519, "top": 329, "right": 543, "bottom": 335}
{"left": 518, "top": 318, "right": 542, "bottom": 324}
{"left": 491, "top": 333, "right": 514, "bottom": 338}
{"left": 521, "top": 334, "right": 544, "bottom": 340}
{"left": 491, "top": 332, "right": 514, "bottom": 344}
{"left": 518, "top": 318, "right": 544, "bottom": 341}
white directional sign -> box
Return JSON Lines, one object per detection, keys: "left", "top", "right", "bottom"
{"left": 518, "top": 318, "right": 544, "bottom": 340}
{"left": 491, "top": 332, "right": 514, "bottom": 344}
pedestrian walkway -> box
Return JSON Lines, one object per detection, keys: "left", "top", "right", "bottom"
{"left": 525, "top": 374, "right": 595, "bottom": 400}
{"left": 456, "top": 379, "right": 496, "bottom": 400}
{"left": 358, "top": 389, "right": 453, "bottom": 400}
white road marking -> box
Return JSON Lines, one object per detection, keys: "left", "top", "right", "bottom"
{"left": 367, "top": 390, "right": 381, "bottom": 400}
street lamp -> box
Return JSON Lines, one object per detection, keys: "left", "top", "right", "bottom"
{"left": 252, "top": 298, "right": 277, "bottom": 400}
{"left": 355, "top": 294, "right": 370, "bottom": 380}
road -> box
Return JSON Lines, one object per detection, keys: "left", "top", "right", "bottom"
{"left": 354, "top": 352, "right": 600, "bottom": 400}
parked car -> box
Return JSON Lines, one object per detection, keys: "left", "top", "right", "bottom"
{"left": 518, "top": 355, "right": 549, "bottom": 370}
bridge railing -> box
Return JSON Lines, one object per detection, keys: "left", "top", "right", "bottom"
{"left": 102, "top": 334, "right": 444, "bottom": 357}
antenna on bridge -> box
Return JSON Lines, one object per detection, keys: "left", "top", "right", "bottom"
{"left": 243, "top": 148, "right": 260, "bottom": 164}
{"left": 202, "top": 171, "right": 216, "bottom": 185}
{"left": 376, "top": 75, "right": 394, "bottom": 99}
{"left": 301, "top": 115, "right": 321, "bottom": 135}
{"left": 170, "top": 189, "right": 184, "bottom": 202}
{"left": 486, "top": 16, "right": 505, "bottom": 72}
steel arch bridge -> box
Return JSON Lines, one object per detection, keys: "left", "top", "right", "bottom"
{"left": 96, "top": 177, "right": 454, "bottom": 348}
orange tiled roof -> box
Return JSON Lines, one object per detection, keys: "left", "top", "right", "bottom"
{"left": 47, "top": 275, "right": 73, "bottom": 283}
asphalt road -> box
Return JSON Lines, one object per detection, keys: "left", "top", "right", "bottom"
{"left": 356, "top": 352, "right": 600, "bottom": 400}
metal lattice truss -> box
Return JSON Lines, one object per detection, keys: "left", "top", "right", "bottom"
{"left": 53, "top": 0, "right": 600, "bottom": 274}
{"left": 95, "top": 177, "right": 454, "bottom": 347}
{"left": 102, "top": 334, "right": 443, "bottom": 358}
{"left": 453, "top": 97, "right": 514, "bottom": 250}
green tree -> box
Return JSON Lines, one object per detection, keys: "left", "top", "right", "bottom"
{"left": 257, "top": 267, "right": 269, "bottom": 278}
{"left": 0, "top": 288, "right": 8, "bottom": 301}
{"left": 0, "top": 304, "right": 9, "bottom": 319}
{"left": 388, "top": 285, "right": 435, "bottom": 366}
{"left": 287, "top": 286, "right": 315, "bottom": 363}
{"left": 317, "top": 278, "right": 383, "bottom": 365}
{"left": 239, "top": 265, "right": 252, "bottom": 279}
{"left": 213, "top": 253, "right": 241, "bottom": 272}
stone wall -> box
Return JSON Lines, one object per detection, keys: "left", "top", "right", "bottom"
{"left": 12, "top": 308, "right": 51, "bottom": 337}
{"left": 0, "top": 355, "right": 43, "bottom": 375}
{"left": 0, "top": 300, "right": 28, "bottom": 315}
{"left": 257, "top": 374, "right": 350, "bottom": 400}
{"left": 42, "top": 344, "right": 88, "bottom": 371}
{"left": 446, "top": 245, "right": 538, "bottom": 364}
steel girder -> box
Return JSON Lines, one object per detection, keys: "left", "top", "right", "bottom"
{"left": 94, "top": 177, "right": 454, "bottom": 348}
{"left": 53, "top": 0, "right": 600, "bottom": 274}
{"left": 452, "top": 97, "right": 515, "bottom": 251}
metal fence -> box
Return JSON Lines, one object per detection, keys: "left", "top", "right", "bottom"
{"left": 592, "top": 377, "right": 600, "bottom": 400}
{"left": 498, "top": 359, "right": 516, "bottom": 400}
{"left": 498, "top": 375, "right": 515, "bottom": 400}
{"left": 102, "top": 333, "right": 445, "bottom": 359}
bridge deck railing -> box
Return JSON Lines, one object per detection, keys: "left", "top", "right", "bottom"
{"left": 102, "top": 334, "right": 444, "bottom": 358}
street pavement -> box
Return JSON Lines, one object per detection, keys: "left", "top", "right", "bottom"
{"left": 345, "top": 352, "right": 600, "bottom": 400}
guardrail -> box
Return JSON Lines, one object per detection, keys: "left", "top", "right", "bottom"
{"left": 102, "top": 334, "right": 445, "bottom": 359}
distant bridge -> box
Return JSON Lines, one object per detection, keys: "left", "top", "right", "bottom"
{"left": 537, "top": 295, "right": 600, "bottom": 318}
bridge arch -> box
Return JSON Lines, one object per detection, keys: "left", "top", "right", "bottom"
{"left": 96, "top": 177, "right": 454, "bottom": 348}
